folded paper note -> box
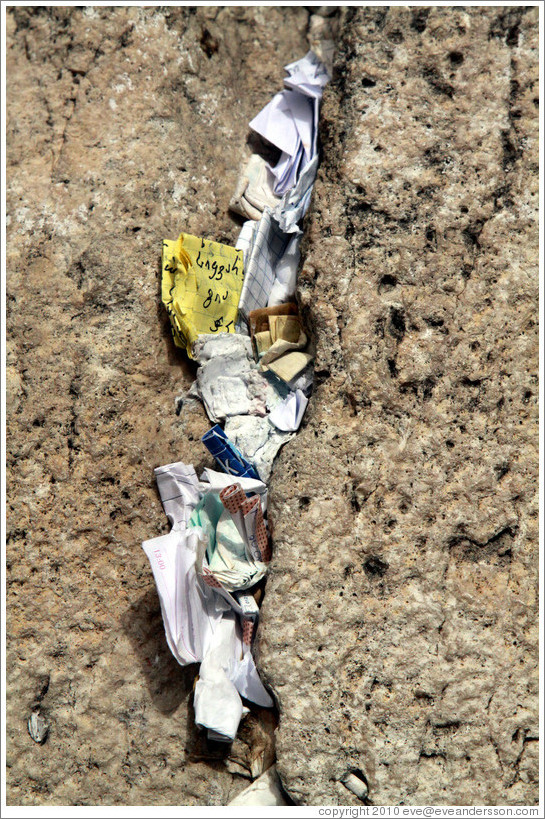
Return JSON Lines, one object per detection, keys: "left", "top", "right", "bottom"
{"left": 249, "top": 52, "right": 329, "bottom": 196}
{"left": 220, "top": 483, "right": 254, "bottom": 558}
{"left": 248, "top": 303, "right": 299, "bottom": 340}
{"left": 220, "top": 483, "right": 271, "bottom": 563}
{"left": 223, "top": 414, "right": 293, "bottom": 484}
{"left": 229, "top": 153, "right": 281, "bottom": 221}
{"left": 154, "top": 461, "right": 202, "bottom": 530}
{"left": 263, "top": 350, "right": 314, "bottom": 384}
{"left": 194, "top": 613, "right": 272, "bottom": 742}
{"left": 143, "top": 462, "right": 273, "bottom": 713}
{"left": 190, "top": 333, "right": 277, "bottom": 424}
{"left": 267, "top": 233, "right": 301, "bottom": 307}
{"left": 202, "top": 424, "right": 261, "bottom": 481}
{"left": 190, "top": 491, "right": 268, "bottom": 591}
{"left": 193, "top": 614, "right": 246, "bottom": 742}
{"left": 274, "top": 155, "right": 318, "bottom": 234}
{"left": 142, "top": 527, "right": 228, "bottom": 666}
{"left": 228, "top": 766, "right": 288, "bottom": 806}
{"left": 247, "top": 304, "right": 313, "bottom": 385}
{"left": 161, "top": 232, "right": 244, "bottom": 357}
{"left": 200, "top": 466, "right": 268, "bottom": 510}
{"left": 268, "top": 389, "right": 308, "bottom": 432}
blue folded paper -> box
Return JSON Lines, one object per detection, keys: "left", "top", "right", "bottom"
{"left": 202, "top": 425, "right": 261, "bottom": 481}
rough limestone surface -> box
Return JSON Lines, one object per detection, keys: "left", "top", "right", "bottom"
{"left": 259, "top": 6, "right": 539, "bottom": 807}
{"left": 5, "top": 5, "right": 312, "bottom": 806}
{"left": 6, "top": 5, "right": 539, "bottom": 809}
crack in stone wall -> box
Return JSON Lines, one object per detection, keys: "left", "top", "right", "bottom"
{"left": 6, "top": 4, "right": 538, "bottom": 808}
{"left": 5, "top": 5, "right": 315, "bottom": 806}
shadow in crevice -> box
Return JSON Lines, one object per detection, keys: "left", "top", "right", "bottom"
{"left": 122, "top": 588, "right": 241, "bottom": 772}
{"left": 121, "top": 587, "right": 197, "bottom": 715}
{"left": 184, "top": 693, "right": 234, "bottom": 767}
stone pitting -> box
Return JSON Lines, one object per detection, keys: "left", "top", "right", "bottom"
{"left": 258, "top": 5, "right": 539, "bottom": 807}
{"left": 6, "top": 4, "right": 539, "bottom": 808}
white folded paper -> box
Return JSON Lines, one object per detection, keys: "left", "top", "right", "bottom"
{"left": 224, "top": 414, "right": 294, "bottom": 483}
{"left": 194, "top": 614, "right": 246, "bottom": 741}
{"left": 193, "top": 613, "right": 273, "bottom": 741}
{"left": 142, "top": 528, "right": 228, "bottom": 666}
{"left": 249, "top": 52, "right": 329, "bottom": 196}
{"left": 268, "top": 389, "right": 308, "bottom": 432}
{"left": 154, "top": 461, "right": 202, "bottom": 530}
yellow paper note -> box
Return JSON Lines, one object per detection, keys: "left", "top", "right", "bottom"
{"left": 161, "top": 232, "right": 244, "bottom": 357}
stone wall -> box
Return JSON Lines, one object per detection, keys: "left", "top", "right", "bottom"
{"left": 6, "top": 4, "right": 539, "bottom": 808}
{"left": 259, "top": 5, "right": 539, "bottom": 806}
{"left": 5, "top": 5, "right": 311, "bottom": 806}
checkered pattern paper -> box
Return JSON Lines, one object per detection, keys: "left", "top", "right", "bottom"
{"left": 236, "top": 209, "right": 291, "bottom": 322}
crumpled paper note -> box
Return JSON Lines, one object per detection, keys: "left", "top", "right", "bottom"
{"left": 249, "top": 51, "right": 329, "bottom": 195}
{"left": 189, "top": 333, "right": 280, "bottom": 424}
{"left": 189, "top": 491, "right": 268, "bottom": 591}
{"left": 161, "top": 232, "right": 244, "bottom": 357}
{"left": 268, "top": 388, "right": 308, "bottom": 432}
{"left": 229, "top": 153, "right": 281, "bottom": 221}
{"left": 248, "top": 305, "right": 313, "bottom": 384}
{"left": 223, "top": 414, "right": 294, "bottom": 484}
